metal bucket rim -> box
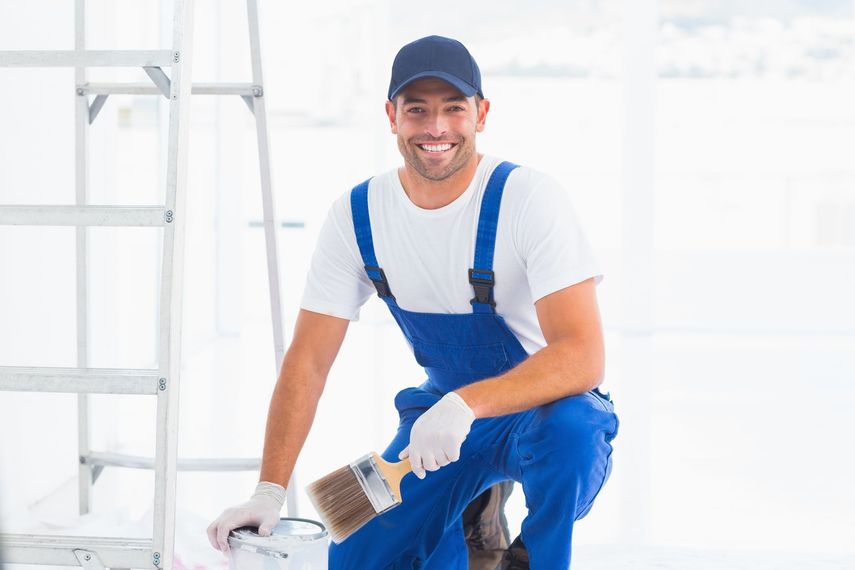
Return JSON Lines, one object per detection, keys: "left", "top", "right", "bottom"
{"left": 228, "top": 517, "right": 328, "bottom": 553}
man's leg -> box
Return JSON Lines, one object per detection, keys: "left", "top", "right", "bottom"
{"left": 328, "top": 387, "right": 511, "bottom": 569}
{"left": 422, "top": 518, "right": 468, "bottom": 569}
{"left": 514, "top": 390, "right": 619, "bottom": 568}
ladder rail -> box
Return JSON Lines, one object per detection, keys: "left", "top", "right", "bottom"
{"left": 151, "top": 1, "right": 195, "bottom": 568}
{"left": 245, "top": 0, "right": 296, "bottom": 517}
{"left": 75, "top": 0, "right": 93, "bottom": 520}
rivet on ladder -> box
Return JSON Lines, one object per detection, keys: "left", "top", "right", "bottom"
{"left": 173, "top": 51, "right": 180, "bottom": 63}
{"left": 164, "top": 210, "right": 174, "bottom": 223}
{"left": 159, "top": 378, "right": 167, "bottom": 391}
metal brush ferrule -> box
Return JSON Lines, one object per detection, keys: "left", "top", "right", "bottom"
{"left": 349, "top": 453, "right": 399, "bottom": 515}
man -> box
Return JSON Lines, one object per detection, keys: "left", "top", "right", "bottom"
{"left": 207, "top": 35, "right": 618, "bottom": 569}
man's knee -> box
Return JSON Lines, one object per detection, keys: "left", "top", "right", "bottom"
{"left": 525, "top": 393, "right": 616, "bottom": 465}
{"left": 547, "top": 392, "right": 611, "bottom": 434}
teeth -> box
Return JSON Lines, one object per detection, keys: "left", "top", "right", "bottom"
{"left": 419, "top": 143, "right": 453, "bottom": 152}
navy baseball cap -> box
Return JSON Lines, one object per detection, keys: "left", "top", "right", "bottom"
{"left": 388, "top": 35, "right": 483, "bottom": 101}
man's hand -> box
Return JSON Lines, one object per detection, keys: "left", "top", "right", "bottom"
{"left": 206, "top": 482, "right": 285, "bottom": 553}
{"left": 398, "top": 391, "right": 475, "bottom": 479}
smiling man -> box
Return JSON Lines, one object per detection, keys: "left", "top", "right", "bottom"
{"left": 207, "top": 35, "right": 619, "bottom": 569}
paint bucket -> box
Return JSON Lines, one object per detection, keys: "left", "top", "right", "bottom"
{"left": 227, "top": 518, "right": 328, "bottom": 570}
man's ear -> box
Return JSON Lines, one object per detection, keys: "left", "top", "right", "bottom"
{"left": 385, "top": 100, "right": 398, "bottom": 134}
{"left": 475, "top": 98, "right": 490, "bottom": 133}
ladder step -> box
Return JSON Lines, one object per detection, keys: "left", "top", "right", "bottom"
{"left": 82, "top": 82, "right": 260, "bottom": 96}
{"left": 83, "top": 451, "right": 261, "bottom": 471}
{"left": 0, "top": 533, "right": 152, "bottom": 568}
{"left": 0, "top": 366, "right": 161, "bottom": 395}
{"left": 0, "top": 50, "right": 174, "bottom": 68}
{"left": 0, "top": 205, "right": 169, "bottom": 227}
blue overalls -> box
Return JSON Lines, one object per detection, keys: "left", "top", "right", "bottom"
{"left": 329, "top": 162, "right": 619, "bottom": 569}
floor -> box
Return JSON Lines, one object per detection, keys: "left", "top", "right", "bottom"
{"left": 3, "top": 498, "right": 855, "bottom": 570}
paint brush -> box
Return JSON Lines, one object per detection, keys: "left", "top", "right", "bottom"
{"left": 306, "top": 451, "right": 412, "bottom": 543}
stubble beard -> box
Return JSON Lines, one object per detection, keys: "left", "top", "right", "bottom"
{"left": 399, "top": 135, "right": 475, "bottom": 182}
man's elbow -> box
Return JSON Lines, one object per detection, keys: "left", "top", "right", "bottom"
{"left": 560, "top": 336, "right": 604, "bottom": 392}
{"left": 587, "top": 367, "right": 605, "bottom": 392}
{"left": 587, "top": 344, "right": 606, "bottom": 391}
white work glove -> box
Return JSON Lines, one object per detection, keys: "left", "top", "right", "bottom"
{"left": 398, "top": 391, "right": 476, "bottom": 479}
{"left": 206, "top": 481, "right": 285, "bottom": 553}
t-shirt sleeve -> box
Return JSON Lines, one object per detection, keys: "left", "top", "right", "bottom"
{"left": 299, "top": 195, "right": 375, "bottom": 320}
{"left": 514, "top": 173, "right": 604, "bottom": 303}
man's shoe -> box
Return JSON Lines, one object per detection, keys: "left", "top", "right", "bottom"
{"left": 496, "top": 535, "right": 530, "bottom": 570}
{"left": 463, "top": 480, "right": 514, "bottom": 569}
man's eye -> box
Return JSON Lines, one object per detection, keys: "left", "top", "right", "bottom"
{"left": 449, "top": 105, "right": 465, "bottom": 112}
{"left": 407, "top": 107, "right": 424, "bottom": 113}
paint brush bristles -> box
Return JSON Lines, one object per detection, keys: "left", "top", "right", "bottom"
{"left": 306, "top": 452, "right": 412, "bottom": 543}
{"left": 307, "top": 464, "right": 377, "bottom": 543}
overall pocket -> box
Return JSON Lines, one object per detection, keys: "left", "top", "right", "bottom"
{"left": 412, "top": 340, "right": 510, "bottom": 375}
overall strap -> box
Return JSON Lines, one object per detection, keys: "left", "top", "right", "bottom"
{"left": 350, "top": 178, "right": 396, "bottom": 302}
{"left": 470, "top": 161, "right": 520, "bottom": 314}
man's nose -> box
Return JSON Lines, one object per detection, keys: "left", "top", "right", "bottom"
{"left": 424, "top": 112, "right": 449, "bottom": 138}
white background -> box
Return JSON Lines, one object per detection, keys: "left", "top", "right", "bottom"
{"left": 1, "top": 0, "right": 854, "bottom": 568}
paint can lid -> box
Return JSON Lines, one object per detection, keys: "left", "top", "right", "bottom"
{"left": 228, "top": 518, "right": 328, "bottom": 557}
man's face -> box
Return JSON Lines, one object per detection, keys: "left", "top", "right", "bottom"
{"left": 385, "top": 77, "right": 489, "bottom": 182}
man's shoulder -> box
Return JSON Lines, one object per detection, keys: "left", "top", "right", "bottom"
{"left": 337, "top": 167, "right": 400, "bottom": 203}
{"left": 328, "top": 167, "right": 400, "bottom": 217}
{"left": 490, "top": 158, "right": 564, "bottom": 211}
{"left": 357, "top": 166, "right": 399, "bottom": 192}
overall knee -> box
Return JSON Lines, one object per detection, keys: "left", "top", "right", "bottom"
{"left": 536, "top": 395, "right": 612, "bottom": 461}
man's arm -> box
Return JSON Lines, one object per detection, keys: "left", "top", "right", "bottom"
{"left": 455, "top": 277, "right": 604, "bottom": 418}
{"left": 258, "top": 308, "right": 350, "bottom": 487}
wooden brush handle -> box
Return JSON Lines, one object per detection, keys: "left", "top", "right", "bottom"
{"left": 372, "top": 452, "right": 412, "bottom": 503}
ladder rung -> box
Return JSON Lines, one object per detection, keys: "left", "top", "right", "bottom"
{"left": 0, "top": 205, "right": 169, "bottom": 227}
{"left": 84, "top": 451, "right": 261, "bottom": 471}
{"left": 0, "top": 533, "right": 152, "bottom": 568}
{"left": 0, "top": 366, "right": 161, "bottom": 395}
{"left": 82, "top": 82, "right": 260, "bottom": 96}
{"left": 0, "top": 50, "right": 174, "bottom": 68}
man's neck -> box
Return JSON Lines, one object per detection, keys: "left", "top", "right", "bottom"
{"left": 398, "top": 154, "right": 483, "bottom": 210}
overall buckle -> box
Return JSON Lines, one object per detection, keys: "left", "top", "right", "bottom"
{"left": 365, "top": 265, "right": 394, "bottom": 299}
{"left": 469, "top": 268, "right": 495, "bottom": 307}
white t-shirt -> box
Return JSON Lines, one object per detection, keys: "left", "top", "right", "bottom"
{"left": 299, "top": 155, "right": 603, "bottom": 355}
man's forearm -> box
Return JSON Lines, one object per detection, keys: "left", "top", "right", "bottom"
{"left": 455, "top": 335, "right": 604, "bottom": 419}
{"left": 258, "top": 355, "right": 327, "bottom": 488}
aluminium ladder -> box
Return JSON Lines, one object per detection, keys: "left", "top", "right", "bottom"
{"left": 0, "top": 0, "right": 296, "bottom": 568}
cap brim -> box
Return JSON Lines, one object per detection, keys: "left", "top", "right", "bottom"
{"left": 389, "top": 70, "right": 479, "bottom": 100}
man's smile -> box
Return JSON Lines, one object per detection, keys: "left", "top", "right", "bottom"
{"left": 416, "top": 142, "right": 457, "bottom": 154}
